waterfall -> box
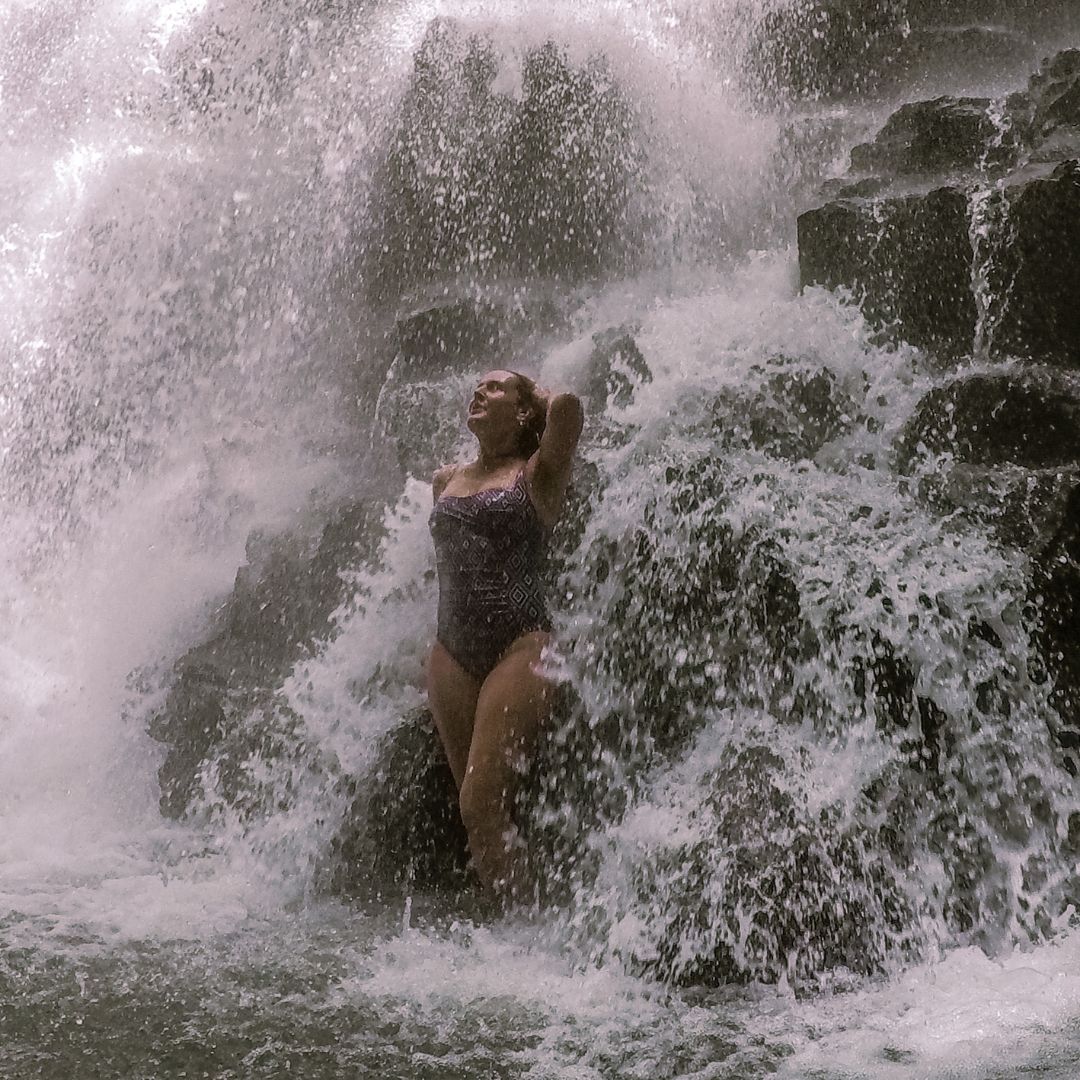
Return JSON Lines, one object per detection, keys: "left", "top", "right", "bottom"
{"left": 4, "top": 0, "right": 1080, "bottom": 1076}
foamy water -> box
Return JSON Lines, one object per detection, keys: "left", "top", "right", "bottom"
{"left": 3, "top": 0, "right": 1080, "bottom": 1076}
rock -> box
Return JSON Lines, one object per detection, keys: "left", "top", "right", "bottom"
{"left": 799, "top": 158, "right": 1080, "bottom": 362}
{"left": 848, "top": 97, "right": 1015, "bottom": 176}
{"left": 916, "top": 463, "right": 1080, "bottom": 552}
{"left": 991, "top": 160, "right": 1080, "bottom": 363}
{"left": 392, "top": 292, "right": 565, "bottom": 377}
{"left": 819, "top": 176, "right": 890, "bottom": 200}
{"left": 896, "top": 365, "right": 1080, "bottom": 772}
{"left": 740, "top": 365, "right": 859, "bottom": 461}
{"left": 562, "top": 456, "right": 804, "bottom": 774}
{"left": 898, "top": 369, "right": 1080, "bottom": 471}
{"left": 1033, "top": 485, "right": 1080, "bottom": 771}
{"left": 329, "top": 693, "right": 593, "bottom": 906}
{"left": 893, "top": 27, "right": 1038, "bottom": 90}
{"left": 745, "top": 0, "right": 907, "bottom": 99}
{"left": 328, "top": 708, "right": 471, "bottom": 899}
{"left": 906, "top": 0, "right": 1069, "bottom": 29}
{"left": 798, "top": 49, "right": 1080, "bottom": 362}
{"left": 148, "top": 660, "right": 228, "bottom": 818}
{"left": 149, "top": 501, "right": 383, "bottom": 817}
{"left": 368, "top": 20, "right": 645, "bottom": 299}
{"left": 798, "top": 186, "right": 976, "bottom": 356}
{"left": 601, "top": 744, "right": 917, "bottom": 987}
{"left": 582, "top": 326, "right": 652, "bottom": 413}
{"left": 393, "top": 299, "right": 509, "bottom": 375}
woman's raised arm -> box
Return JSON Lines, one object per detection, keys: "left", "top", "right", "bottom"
{"left": 528, "top": 391, "right": 584, "bottom": 523}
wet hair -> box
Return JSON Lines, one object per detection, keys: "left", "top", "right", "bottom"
{"left": 508, "top": 370, "right": 547, "bottom": 457}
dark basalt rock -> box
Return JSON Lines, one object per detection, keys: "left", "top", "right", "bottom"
{"left": 799, "top": 186, "right": 976, "bottom": 356}
{"left": 906, "top": 0, "right": 1072, "bottom": 30}
{"left": 742, "top": 365, "right": 859, "bottom": 461}
{"left": 393, "top": 299, "right": 509, "bottom": 375}
{"left": 746, "top": 0, "right": 908, "bottom": 99}
{"left": 916, "top": 463, "right": 1080, "bottom": 552}
{"left": 1034, "top": 484, "right": 1080, "bottom": 771}
{"left": 582, "top": 326, "right": 652, "bottom": 413}
{"left": 798, "top": 48, "right": 1080, "bottom": 363}
{"left": 893, "top": 26, "right": 1037, "bottom": 88}
{"left": 368, "top": 20, "right": 645, "bottom": 300}
{"left": 615, "top": 744, "right": 917, "bottom": 988}
{"left": 564, "top": 456, "right": 804, "bottom": 779}
{"left": 898, "top": 369, "right": 1080, "bottom": 471}
{"left": 149, "top": 501, "right": 383, "bottom": 818}
{"left": 1016, "top": 48, "right": 1080, "bottom": 143}
{"left": 329, "top": 693, "right": 595, "bottom": 906}
{"left": 991, "top": 160, "right": 1080, "bottom": 363}
{"left": 849, "top": 96, "right": 1015, "bottom": 176}
{"left": 897, "top": 365, "right": 1080, "bottom": 773}
{"left": 328, "top": 708, "right": 471, "bottom": 899}
{"left": 392, "top": 292, "right": 565, "bottom": 377}
{"left": 799, "top": 159, "right": 1080, "bottom": 362}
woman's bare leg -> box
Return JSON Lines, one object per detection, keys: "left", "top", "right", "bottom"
{"left": 458, "top": 631, "right": 552, "bottom": 900}
{"left": 427, "top": 641, "right": 482, "bottom": 790}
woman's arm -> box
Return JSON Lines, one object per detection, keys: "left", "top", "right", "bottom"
{"left": 528, "top": 391, "right": 584, "bottom": 525}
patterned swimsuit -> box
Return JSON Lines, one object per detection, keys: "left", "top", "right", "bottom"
{"left": 429, "top": 470, "right": 551, "bottom": 679}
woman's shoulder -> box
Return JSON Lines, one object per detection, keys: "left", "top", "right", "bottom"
{"left": 432, "top": 463, "right": 456, "bottom": 499}
{"left": 433, "top": 461, "right": 473, "bottom": 499}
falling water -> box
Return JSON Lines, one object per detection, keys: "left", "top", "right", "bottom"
{"left": 4, "top": 0, "right": 1080, "bottom": 1077}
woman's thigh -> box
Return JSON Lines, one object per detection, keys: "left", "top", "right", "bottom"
{"left": 463, "top": 632, "right": 553, "bottom": 803}
{"left": 427, "top": 641, "right": 482, "bottom": 789}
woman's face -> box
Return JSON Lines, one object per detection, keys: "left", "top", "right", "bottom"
{"left": 466, "top": 370, "right": 524, "bottom": 439}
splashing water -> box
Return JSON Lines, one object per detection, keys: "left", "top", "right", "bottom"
{"left": 4, "top": 0, "right": 1080, "bottom": 1077}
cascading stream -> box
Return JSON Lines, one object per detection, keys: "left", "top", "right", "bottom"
{"left": 3, "top": 1, "right": 1080, "bottom": 1078}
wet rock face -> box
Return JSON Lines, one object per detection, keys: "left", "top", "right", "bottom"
{"left": 848, "top": 97, "right": 1014, "bottom": 176}
{"left": 897, "top": 366, "right": 1080, "bottom": 778}
{"left": 611, "top": 745, "right": 917, "bottom": 988}
{"left": 799, "top": 186, "right": 975, "bottom": 356}
{"left": 745, "top": 0, "right": 1066, "bottom": 101}
{"left": 368, "top": 20, "right": 645, "bottom": 300}
{"left": 898, "top": 370, "right": 1080, "bottom": 471}
{"left": 1037, "top": 486, "right": 1080, "bottom": 769}
{"left": 329, "top": 708, "right": 471, "bottom": 899}
{"left": 921, "top": 0, "right": 1080, "bottom": 32}
{"left": 992, "top": 160, "right": 1080, "bottom": 363}
{"left": 799, "top": 49, "right": 1080, "bottom": 364}
{"left": 149, "top": 503, "right": 382, "bottom": 818}
{"left": 747, "top": 0, "right": 908, "bottom": 99}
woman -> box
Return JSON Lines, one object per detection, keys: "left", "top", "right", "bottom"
{"left": 428, "top": 368, "right": 583, "bottom": 903}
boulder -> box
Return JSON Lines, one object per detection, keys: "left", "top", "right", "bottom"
{"left": 149, "top": 501, "right": 382, "bottom": 817}
{"left": 745, "top": 0, "right": 907, "bottom": 99}
{"left": 896, "top": 366, "right": 1080, "bottom": 775}
{"left": 848, "top": 96, "right": 1016, "bottom": 176}
{"left": 898, "top": 369, "right": 1080, "bottom": 471}
{"left": 891, "top": 27, "right": 1037, "bottom": 90}
{"left": 799, "top": 159, "right": 1080, "bottom": 362}
{"left": 328, "top": 708, "right": 471, "bottom": 899}
{"left": 391, "top": 292, "right": 565, "bottom": 377}
{"left": 597, "top": 743, "right": 918, "bottom": 987}
{"left": 799, "top": 186, "right": 976, "bottom": 356}
{"left": 798, "top": 48, "right": 1080, "bottom": 362}
{"left": 581, "top": 326, "right": 652, "bottom": 413}
{"left": 329, "top": 692, "right": 597, "bottom": 907}
{"left": 735, "top": 365, "right": 859, "bottom": 461}
{"left": 1033, "top": 485, "right": 1080, "bottom": 771}
{"left": 906, "top": 0, "right": 1071, "bottom": 30}
{"left": 991, "top": 160, "right": 1080, "bottom": 362}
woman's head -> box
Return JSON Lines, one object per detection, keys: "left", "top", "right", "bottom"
{"left": 467, "top": 369, "right": 546, "bottom": 457}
